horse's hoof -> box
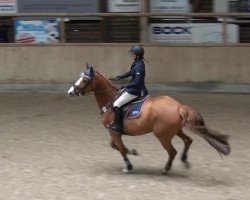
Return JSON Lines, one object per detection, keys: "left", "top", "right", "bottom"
{"left": 184, "top": 161, "right": 191, "bottom": 169}
{"left": 122, "top": 164, "right": 133, "bottom": 174}
{"left": 161, "top": 169, "right": 169, "bottom": 175}
{"left": 181, "top": 154, "right": 191, "bottom": 169}
{"left": 162, "top": 165, "right": 171, "bottom": 175}
{"left": 122, "top": 168, "right": 131, "bottom": 174}
{"left": 131, "top": 149, "right": 139, "bottom": 156}
{"left": 122, "top": 167, "right": 133, "bottom": 174}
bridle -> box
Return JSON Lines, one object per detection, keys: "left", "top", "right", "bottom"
{"left": 72, "top": 84, "right": 86, "bottom": 96}
{"left": 71, "top": 74, "right": 93, "bottom": 96}
{"left": 72, "top": 75, "right": 117, "bottom": 96}
{"left": 73, "top": 84, "right": 117, "bottom": 96}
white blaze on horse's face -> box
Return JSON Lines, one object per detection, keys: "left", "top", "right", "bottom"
{"left": 68, "top": 77, "right": 83, "bottom": 97}
{"left": 68, "top": 72, "right": 92, "bottom": 97}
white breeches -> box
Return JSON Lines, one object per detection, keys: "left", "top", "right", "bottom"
{"left": 113, "top": 92, "right": 138, "bottom": 108}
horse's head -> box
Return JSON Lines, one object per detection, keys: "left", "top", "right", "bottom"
{"left": 68, "top": 63, "right": 95, "bottom": 97}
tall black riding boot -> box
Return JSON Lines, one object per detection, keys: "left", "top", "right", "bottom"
{"left": 109, "top": 106, "right": 123, "bottom": 133}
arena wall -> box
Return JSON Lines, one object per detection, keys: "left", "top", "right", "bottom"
{"left": 0, "top": 44, "right": 249, "bottom": 83}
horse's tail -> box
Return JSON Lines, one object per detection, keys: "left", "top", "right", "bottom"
{"left": 180, "top": 105, "right": 231, "bottom": 156}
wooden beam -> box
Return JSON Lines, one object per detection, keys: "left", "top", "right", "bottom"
{"left": 1, "top": 12, "right": 250, "bottom": 17}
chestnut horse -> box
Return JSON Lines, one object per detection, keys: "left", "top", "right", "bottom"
{"left": 68, "top": 64, "right": 230, "bottom": 174}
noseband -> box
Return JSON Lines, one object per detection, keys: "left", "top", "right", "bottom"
{"left": 73, "top": 84, "right": 86, "bottom": 96}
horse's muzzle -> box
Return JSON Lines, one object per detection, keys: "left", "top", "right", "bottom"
{"left": 68, "top": 86, "right": 76, "bottom": 98}
{"left": 68, "top": 91, "right": 74, "bottom": 97}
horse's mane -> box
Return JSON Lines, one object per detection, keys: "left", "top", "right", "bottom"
{"left": 96, "top": 71, "right": 118, "bottom": 90}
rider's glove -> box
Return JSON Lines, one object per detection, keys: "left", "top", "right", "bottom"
{"left": 119, "top": 83, "right": 127, "bottom": 91}
{"left": 114, "top": 75, "right": 122, "bottom": 82}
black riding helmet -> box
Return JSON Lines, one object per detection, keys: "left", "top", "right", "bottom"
{"left": 129, "top": 45, "right": 144, "bottom": 58}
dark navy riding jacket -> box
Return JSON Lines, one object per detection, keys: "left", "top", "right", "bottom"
{"left": 120, "top": 59, "right": 148, "bottom": 96}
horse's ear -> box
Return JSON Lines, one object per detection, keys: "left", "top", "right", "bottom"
{"left": 86, "top": 62, "right": 90, "bottom": 69}
{"left": 89, "top": 66, "right": 95, "bottom": 78}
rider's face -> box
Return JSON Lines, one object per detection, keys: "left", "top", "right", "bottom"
{"left": 131, "top": 53, "right": 136, "bottom": 60}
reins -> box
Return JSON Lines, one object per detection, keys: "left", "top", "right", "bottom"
{"left": 81, "top": 89, "right": 118, "bottom": 96}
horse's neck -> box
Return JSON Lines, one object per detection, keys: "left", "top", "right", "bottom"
{"left": 93, "top": 73, "right": 118, "bottom": 109}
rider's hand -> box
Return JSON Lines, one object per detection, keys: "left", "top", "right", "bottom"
{"left": 119, "top": 84, "right": 127, "bottom": 90}
{"left": 113, "top": 76, "right": 122, "bottom": 82}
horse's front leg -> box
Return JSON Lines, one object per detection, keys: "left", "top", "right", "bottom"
{"left": 109, "top": 139, "right": 138, "bottom": 156}
{"left": 109, "top": 132, "right": 133, "bottom": 173}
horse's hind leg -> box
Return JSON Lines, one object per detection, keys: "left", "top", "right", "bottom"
{"left": 109, "top": 132, "right": 133, "bottom": 173}
{"left": 109, "top": 139, "right": 138, "bottom": 156}
{"left": 177, "top": 130, "right": 193, "bottom": 169}
{"left": 155, "top": 133, "right": 177, "bottom": 174}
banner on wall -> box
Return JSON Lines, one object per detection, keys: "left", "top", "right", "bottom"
{"left": 149, "top": 23, "right": 239, "bottom": 43}
{"left": 108, "top": 0, "right": 140, "bottom": 12}
{"left": 15, "top": 20, "right": 60, "bottom": 44}
{"left": 150, "top": 0, "right": 190, "bottom": 13}
{"left": 0, "top": 0, "right": 16, "bottom": 13}
{"left": 17, "top": 0, "right": 98, "bottom": 13}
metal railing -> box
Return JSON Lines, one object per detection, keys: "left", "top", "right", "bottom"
{"left": 1, "top": 12, "right": 250, "bottom": 43}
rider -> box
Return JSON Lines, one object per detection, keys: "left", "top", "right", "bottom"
{"left": 110, "top": 45, "right": 148, "bottom": 133}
